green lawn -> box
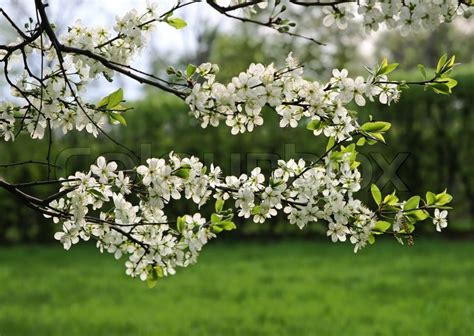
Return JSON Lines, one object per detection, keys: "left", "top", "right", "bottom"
{"left": 0, "top": 239, "right": 472, "bottom": 336}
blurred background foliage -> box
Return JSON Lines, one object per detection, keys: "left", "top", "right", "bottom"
{"left": 0, "top": 13, "right": 473, "bottom": 243}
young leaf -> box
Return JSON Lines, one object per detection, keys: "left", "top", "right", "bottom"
{"left": 418, "top": 64, "right": 427, "bottom": 79}
{"left": 211, "top": 213, "right": 222, "bottom": 224}
{"left": 97, "top": 88, "right": 124, "bottom": 110}
{"left": 215, "top": 198, "right": 225, "bottom": 213}
{"left": 186, "top": 64, "right": 197, "bottom": 77}
{"left": 430, "top": 83, "right": 451, "bottom": 95}
{"left": 147, "top": 266, "right": 162, "bottom": 289}
{"left": 436, "top": 54, "right": 448, "bottom": 74}
{"left": 307, "top": 119, "right": 321, "bottom": 131}
{"left": 212, "top": 226, "right": 223, "bottom": 234}
{"left": 326, "top": 136, "right": 336, "bottom": 151}
{"left": 383, "top": 192, "right": 399, "bottom": 206}
{"left": 89, "top": 188, "right": 107, "bottom": 201}
{"left": 407, "top": 209, "right": 429, "bottom": 221}
{"left": 371, "top": 184, "right": 382, "bottom": 205}
{"left": 447, "top": 55, "right": 455, "bottom": 67}
{"left": 219, "top": 221, "right": 236, "bottom": 231}
{"left": 251, "top": 205, "right": 261, "bottom": 215}
{"left": 373, "top": 220, "right": 390, "bottom": 234}
{"left": 368, "top": 234, "right": 376, "bottom": 244}
{"left": 147, "top": 277, "right": 157, "bottom": 289}
{"left": 177, "top": 216, "right": 185, "bottom": 233}
{"left": 166, "top": 17, "right": 187, "bottom": 29}
{"left": 426, "top": 191, "right": 436, "bottom": 205}
{"left": 369, "top": 132, "right": 386, "bottom": 144}
{"left": 356, "top": 137, "right": 366, "bottom": 146}
{"left": 361, "top": 121, "right": 391, "bottom": 133}
{"left": 379, "top": 63, "right": 399, "bottom": 76}
{"left": 404, "top": 196, "right": 420, "bottom": 211}
{"left": 173, "top": 164, "right": 191, "bottom": 179}
{"left": 109, "top": 113, "right": 127, "bottom": 126}
{"left": 107, "top": 88, "right": 123, "bottom": 109}
{"left": 435, "top": 192, "right": 453, "bottom": 206}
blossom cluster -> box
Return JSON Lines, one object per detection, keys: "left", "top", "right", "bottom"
{"left": 185, "top": 54, "right": 400, "bottom": 142}
{"left": 322, "top": 0, "right": 471, "bottom": 35}
{"left": 49, "top": 153, "right": 220, "bottom": 282}
{"left": 0, "top": 5, "right": 159, "bottom": 141}
{"left": 49, "top": 144, "right": 451, "bottom": 283}
{"left": 214, "top": 151, "right": 376, "bottom": 253}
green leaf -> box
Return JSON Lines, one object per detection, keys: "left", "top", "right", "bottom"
{"left": 430, "top": 83, "right": 451, "bottom": 95}
{"left": 89, "top": 188, "right": 107, "bottom": 201}
{"left": 107, "top": 88, "right": 123, "bottom": 109}
{"left": 146, "top": 266, "right": 163, "bottom": 289}
{"left": 379, "top": 63, "right": 399, "bottom": 76}
{"left": 407, "top": 209, "right": 430, "bottom": 221}
{"left": 219, "top": 220, "right": 236, "bottom": 231}
{"left": 212, "top": 226, "right": 223, "bottom": 233}
{"left": 444, "top": 78, "right": 458, "bottom": 89}
{"left": 166, "top": 17, "right": 187, "bottom": 29}
{"left": 426, "top": 191, "right": 436, "bottom": 205}
{"left": 373, "top": 220, "right": 390, "bottom": 234}
{"left": 186, "top": 64, "right": 197, "bottom": 77}
{"left": 147, "top": 277, "right": 157, "bottom": 288}
{"left": 368, "top": 234, "right": 375, "bottom": 244}
{"left": 97, "top": 88, "right": 124, "bottom": 109}
{"left": 154, "top": 265, "right": 164, "bottom": 278}
{"left": 435, "top": 191, "right": 453, "bottom": 206}
{"left": 211, "top": 213, "right": 222, "bottom": 224}
{"left": 361, "top": 121, "right": 391, "bottom": 133}
{"left": 371, "top": 184, "right": 382, "bottom": 205}
{"left": 109, "top": 113, "right": 127, "bottom": 126}
{"left": 97, "top": 97, "right": 108, "bottom": 109}
{"left": 356, "top": 137, "right": 366, "bottom": 146}
{"left": 215, "top": 198, "right": 224, "bottom": 213}
{"left": 447, "top": 55, "right": 456, "bottom": 67}
{"left": 251, "top": 205, "right": 261, "bottom": 215}
{"left": 306, "top": 119, "right": 321, "bottom": 131}
{"left": 212, "top": 219, "right": 236, "bottom": 233}
{"left": 404, "top": 196, "right": 420, "bottom": 211}
{"left": 383, "top": 192, "right": 399, "bottom": 206}
{"left": 436, "top": 54, "right": 448, "bottom": 74}
{"left": 177, "top": 216, "right": 185, "bottom": 233}
{"left": 369, "top": 132, "right": 386, "bottom": 144}
{"left": 418, "top": 64, "right": 427, "bottom": 79}
{"left": 173, "top": 164, "right": 191, "bottom": 179}
{"left": 366, "top": 138, "right": 378, "bottom": 145}
{"left": 351, "top": 161, "right": 360, "bottom": 170}
{"left": 326, "top": 137, "right": 336, "bottom": 151}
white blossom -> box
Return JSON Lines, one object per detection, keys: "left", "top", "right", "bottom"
{"left": 433, "top": 208, "right": 448, "bottom": 232}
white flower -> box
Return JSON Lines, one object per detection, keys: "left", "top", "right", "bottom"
{"left": 433, "top": 209, "right": 448, "bottom": 232}
{"left": 327, "top": 222, "right": 350, "bottom": 242}
{"left": 115, "top": 171, "right": 131, "bottom": 194}
{"left": 54, "top": 222, "right": 80, "bottom": 250}
{"left": 330, "top": 68, "right": 349, "bottom": 86}
{"left": 90, "top": 156, "right": 117, "bottom": 184}
{"left": 342, "top": 76, "right": 366, "bottom": 106}
{"left": 278, "top": 106, "right": 299, "bottom": 128}
{"left": 350, "top": 232, "right": 368, "bottom": 253}
{"left": 322, "top": 6, "right": 354, "bottom": 30}
{"left": 136, "top": 158, "right": 165, "bottom": 186}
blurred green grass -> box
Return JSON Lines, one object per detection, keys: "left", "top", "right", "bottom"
{"left": 0, "top": 239, "right": 473, "bottom": 336}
